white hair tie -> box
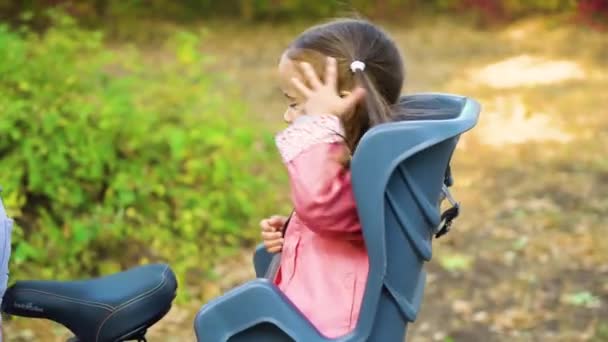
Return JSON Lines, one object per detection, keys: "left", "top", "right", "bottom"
{"left": 350, "top": 60, "right": 365, "bottom": 73}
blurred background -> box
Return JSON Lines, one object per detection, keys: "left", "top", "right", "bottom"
{"left": 0, "top": 0, "right": 606, "bottom": 341}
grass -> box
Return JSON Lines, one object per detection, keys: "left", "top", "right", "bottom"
{"left": 4, "top": 15, "right": 608, "bottom": 341}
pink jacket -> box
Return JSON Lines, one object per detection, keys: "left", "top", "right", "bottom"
{"left": 274, "top": 114, "right": 369, "bottom": 338}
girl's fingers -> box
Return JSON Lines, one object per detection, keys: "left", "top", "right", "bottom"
{"left": 268, "top": 215, "right": 286, "bottom": 223}
{"left": 261, "top": 231, "right": 282, "bottom": 240}
{"left": 260, "top": 219, "right": 274, "bottom": 232}
{"left": 325, "top": 57, "right": 338, "bottom": 90}
{"left": 268, "top": 215, "right": 287, "bottom": 228}
{"left": 267, "top": 245, "right": 282, "bottom": 253}
{"left": 264, "top": 239, "right": 283, "bottom": 248}
{"left": 291, "top": 77, "right": 313, "bottom": 98}
{"left": 261, "top": 215, "right": 287, "bottom": 253}
{"left": 299, "top": 62, "right": 323, "bottom": 90}
{"left": 340, "top": 87, "right": 366, "bottom": 113}
{"left": 264, "top": 238, "right": 284, "bottom": 249}
{"left": 261, "top": 216, "right": 288, "bottom": 233}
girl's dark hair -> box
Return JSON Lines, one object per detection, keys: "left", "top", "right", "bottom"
{"left": 286, "top": 18, "right": 405, "bottom": 156}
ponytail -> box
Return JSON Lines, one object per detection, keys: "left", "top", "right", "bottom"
{"left": 355, "top": 70, "right": 393, "bottom": 126}
{"left": 336, "top": 68, "right": 395, "bottom": 168}
{"left": 341, "top": 68, "right": 393, "bottom": 151}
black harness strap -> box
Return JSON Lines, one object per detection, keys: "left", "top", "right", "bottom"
{"left": 435, "top": 164, "right": 460, "bottom": 238}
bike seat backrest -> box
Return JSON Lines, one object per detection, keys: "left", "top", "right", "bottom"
{"left": 347, "top": 93, "right": 479, "bottom": 340}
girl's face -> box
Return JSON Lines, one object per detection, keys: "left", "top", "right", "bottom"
{"left": 278, "top": 52, "right": 306, "bottom": 124}
{"left": 278, "top": 51, "right": 355, "bottom": 124}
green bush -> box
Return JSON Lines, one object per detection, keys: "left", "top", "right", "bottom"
{"left": 0, "top": 12, "right": 283, "bottom": 300}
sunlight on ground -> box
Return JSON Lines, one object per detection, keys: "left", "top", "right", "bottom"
{"left": 469, "top": 55, "right": 586, "bottom": 89}
{"left": 474, "top": 95, "right": 573, "bottom": 146}
{"left": 501, "top": 18, "right": 546, "bottom": 42}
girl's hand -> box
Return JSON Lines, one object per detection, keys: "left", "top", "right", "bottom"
{"left": 291, "top": 57, "right": 366, "bottom": 117}
{"left": 260, "top": 215, "right": 288, "bottom": 253}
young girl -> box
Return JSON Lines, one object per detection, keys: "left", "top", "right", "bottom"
{"left": 260, "top": 19, "right": 405, "bottom": 338}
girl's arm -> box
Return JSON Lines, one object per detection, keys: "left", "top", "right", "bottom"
{"left": 276, "top": 114, "right": 360, "bottom": 237}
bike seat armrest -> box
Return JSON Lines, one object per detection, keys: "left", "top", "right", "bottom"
{"left": 194, "top": 279, "right": 327, "bottom": 341}
{"left": 253, "top": 243, "right": 273, "bottom": 278}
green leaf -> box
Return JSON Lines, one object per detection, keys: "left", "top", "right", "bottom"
{"left": 439, "top": 253, "right": 473, "bottom": 272}
{"left": 564, "top": 291, "right": 602, "bottom": 308}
